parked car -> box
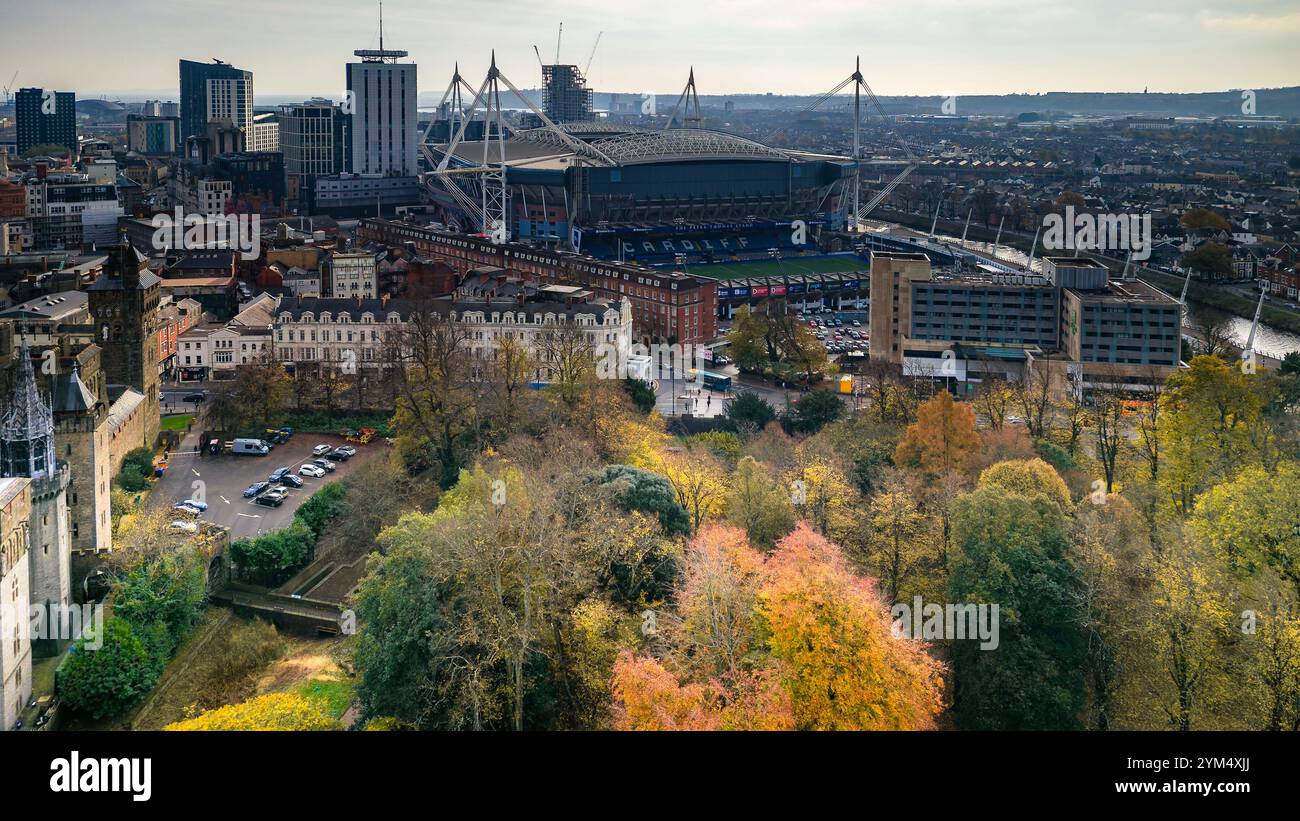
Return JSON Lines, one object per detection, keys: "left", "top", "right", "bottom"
{"left": 255, "top": 487, "right": 289, "bottom": 507}
{"left": 852, "top": 320, "right": 861, "bottom": 327}
{"left": 243, "top": 481, "right": 270, "bottom": 498}
{"left": 169, "top": 520, "right": 199, "bottom": 533}
{"left": 299, "top": 464, "right": 325, "bottom": 478}
{"left": 329, "top": 448, "right": 352, "bottom": 461}
{"left": 312, "top": 444, "right": 333, "bottom": 456}
{"left": 182, "top": 393, "right": 206, "bottom": 403}
{"left": 279, "top": 474, "right": 304, "bottom": 488}
{"left": 173, "top": 500, "right": 207, "bottom": 514}
{"left": 268, "top": 467, "right": 291, "bottom": 483}
{"left": 335, "top": 445, "right": 358, "bottom": 458}
{"left": 312, "top": 458, "right": 337, "bottom": 472}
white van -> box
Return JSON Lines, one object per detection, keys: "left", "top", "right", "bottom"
{"left": 232, "top": 438, "right": 270, "bottom": 455}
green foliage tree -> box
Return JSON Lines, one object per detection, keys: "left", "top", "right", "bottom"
{"left": 1180, "top": 242, "right": 1233, "bottom": 279}
{"left": 294, "top": 482, "right": 347, "bottom": 538}
{"left": 111, "top": 548, "right": 207, "bottom": 656}
{"left": 58, "top": 618, "right": 161, "bottom": 721}
{"left": 949, "top": 488, "right": 1087, "bottom": 729}
{"left": 622, "top": 377, "right": 657, "bottom": 414}
{"left": 725, "top": 391, "right": 777, "bottom": 435}
{"left": 230, "top": 520, "right": 315, "bottom": 586}
{"left": 724, "top": 456, "right": 795, "bottom": 549}
{"left": 783, "top": 389, "right": 844, "bottom": 435}
{"left": 591, "top": 464, "right": 691, "bottom": 537}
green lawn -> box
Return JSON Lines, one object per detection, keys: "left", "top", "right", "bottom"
{"left": 161, "top": 413, "right": 195, "bottom": 431}
{"left": 685, "top": 254, "right": 868, "bottom": 281}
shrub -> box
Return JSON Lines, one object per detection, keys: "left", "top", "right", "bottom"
{"left": 165, "top": 692, "right": 341, "bottom": 731}
{"left": 58, "top": 618, "right": 162, "bottom": 721}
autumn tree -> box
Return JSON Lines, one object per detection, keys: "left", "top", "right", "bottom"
{"left": 859, "top": 475, "right": 933, "bottom": 603}
{"left": 894, "top": 390, "right": 980, "bottom": 479}
{"left": 724, "top": 456, "right": 795, "bottom": 549}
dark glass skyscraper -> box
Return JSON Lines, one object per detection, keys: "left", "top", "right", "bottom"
{"left": 179, "top": 58, "right": 253, "bottom": 143}
{"left": 15, "top": 88, "right": 77, "bottom": 155}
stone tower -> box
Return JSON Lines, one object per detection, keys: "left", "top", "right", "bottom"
{"left": 53, "top": 357, "right": 112, "bottom": 555}
{"left": 86, "top": 233, "right": 161, "bottom": 449}
{"left": 0, "top": 337, "right": 72, "bottom": 638}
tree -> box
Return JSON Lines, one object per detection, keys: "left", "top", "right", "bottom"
{"left": 1161, "top": 355, "right": 1266, "bottom": 514}
{"left": 621, "top": 377, "right": 656, "bottom": 414}
{"left": 166, "top": 693, "right": 342, "bottom": 730}
{"left": 1180, "top": 243, "right": 1233, "bottom": 281}
{"left": 111, "top": 547, "right": 208, "bottom": 656}
{"left": 230, "top": 520, "right": 316, "bottom": 586}
{"left": 859, "top": 477, "right": 932, "bottom": 602}
{"left": 58, "top": 618, "right": 161, "bottom": 721}
{"left": 1191, "top": 462, "right": 1300, "bottom": 596}
{"left": 1015, "top": 365, "right": 1056, "bottom": 440}
{"left": 759, "top": 525, "right": 945, "bottom": 730}
{"left": 231, "top": 353, "right": 292, "bottom": 429}
{"left": 389, "top": 302, "right": 485, "bottom": 487}
{"left": 592, "top": 464, "right": 691, "bottom": 537}
{"left": 724, "top": 456, "right": 795, "bottom": 549}
{"left": 656, "top": 445, "right": 727, "bottom": 531}
{"left": 978, "top": 457, "right": 1073, "bottom": 515}
{"left": 783, "top": 389, "right": 843, "bottom": 435}
{"left": 949, "top": 488, "right": 1087, "bottom": 729}
{"left": 725, "top": 391, "right": 777, "bottom": 436}
{"left": 973, "top": 380, "right": 1015, "bottom": 430}
{"left": 894, "top": 391, "right": 981, "bottom": 479}
{"left": 1089, "top": 387, "right": 1125, "bottom": 494}
{"left": 1179, "top": 207, "right": 1231, "bottom": 233}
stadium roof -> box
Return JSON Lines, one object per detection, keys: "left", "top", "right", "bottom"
{"left": 504, "top": 124, "right": 798, "bottom": 167}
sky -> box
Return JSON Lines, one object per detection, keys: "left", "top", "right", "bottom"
{"left": 3, "top": 0, "right": 1297, "bottom": 100}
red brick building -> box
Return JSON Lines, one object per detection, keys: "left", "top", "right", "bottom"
{"left": 357, "top": 219, "right": 718, "bottom": 345}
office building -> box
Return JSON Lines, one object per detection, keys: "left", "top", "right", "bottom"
{"left": 279, "top": 99, "right": 349, "bottom": 211}
{"left": 15, "top": 88, "right": 77, "bottom": 155}
{"left": 179, "top": 59, "right": 253, "bottom": 143}
{"left": 345, "top": 43, "right": 417, "bottom": 176}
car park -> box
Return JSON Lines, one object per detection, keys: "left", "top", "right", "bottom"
{"left": 299, "top": 464, "right": 325, "bottom": 478}
{"left": 279, "top": 474, "right": 304, "bottom": 488}
{"left": 312, "top": 444, "right": 333, "bottom": 456}
{"left": 243, "top": 481, "right": 270, "bottom": 498}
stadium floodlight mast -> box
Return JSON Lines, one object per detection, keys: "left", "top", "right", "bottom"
{"left": 782, "top": 57, "right": 918, "bottom": 232}
{"left": 424, "top": 52, "right": 615, "bottom": 240}
{"left": 664, "top": 67, "right": 703, "bottom": 130}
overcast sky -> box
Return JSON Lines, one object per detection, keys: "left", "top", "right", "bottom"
{"left": 5, "top": 0, "right": 1297, "bottom": 99}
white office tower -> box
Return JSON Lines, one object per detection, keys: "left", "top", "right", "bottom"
{"left": 345, "top": 37, "right": 417, "bottom": 177}
{"left": 206, "top": 75, "right": 254, "bottom": 134}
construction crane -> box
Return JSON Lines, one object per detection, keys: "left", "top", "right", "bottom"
{"left": 3, "top": 71, "right": 17, "bottom": 107}
{"left": 584, "top": 32, "right": 603, "bottom": 77}
{"left": 533, "top": 45, "right": 544, "bottom": 70}
{"left": 555, "top": 22, "right": 563, "bottom": 64}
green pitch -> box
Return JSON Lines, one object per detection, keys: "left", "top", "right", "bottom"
{"left": 685, "top": 255, "right": 868, "bottom": 281}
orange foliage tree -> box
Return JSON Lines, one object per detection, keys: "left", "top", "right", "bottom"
{"left": 893, "top": 391, "right": 981, "bottom": 479}
{"left": 610, "top": 523, "right": 945, "bottom": 730}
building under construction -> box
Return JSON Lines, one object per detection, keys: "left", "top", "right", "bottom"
{"left": 541, "top": 64, "right": 592, "bottom": 123}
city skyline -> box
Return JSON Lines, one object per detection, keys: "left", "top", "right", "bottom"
{"left": 5, "top": 0, "right": 1298, "bottom": 99}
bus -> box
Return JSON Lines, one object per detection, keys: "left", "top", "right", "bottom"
{"left": 688, "top": 369, "right": 732, "bottom": 392}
